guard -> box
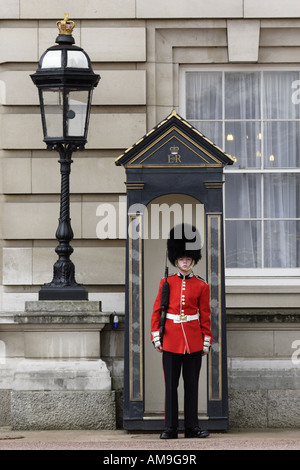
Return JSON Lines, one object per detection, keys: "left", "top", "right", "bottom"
{"left": 151, "top": 224, "right": 212, "bottom": 439}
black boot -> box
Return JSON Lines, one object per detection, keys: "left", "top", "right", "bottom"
{"left": 184, "top": 426, "right": 209, "bottom": 438}
{"left": 160, "top": 428, "right": 178, "bottom": 439}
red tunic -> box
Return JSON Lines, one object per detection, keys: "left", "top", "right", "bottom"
{"left": 151, "top": 273, "right": 212, "bottom": 354}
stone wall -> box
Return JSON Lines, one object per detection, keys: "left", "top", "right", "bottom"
{"left": 227, "top": 311, "right": 300, "bottom": 428}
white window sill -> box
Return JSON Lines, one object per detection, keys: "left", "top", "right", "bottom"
{"left": 225, "top": 268, "right": 300, "bottom": 292}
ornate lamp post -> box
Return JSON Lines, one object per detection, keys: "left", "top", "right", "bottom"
{"left": 31, "top": 14, "right": 100, "bottom": 300}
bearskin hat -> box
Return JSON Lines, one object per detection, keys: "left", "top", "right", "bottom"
{"left": 167, "top": 224, "right": 202, "bottom": 266}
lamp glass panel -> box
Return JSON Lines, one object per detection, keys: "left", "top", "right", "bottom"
{"left": 66, "top": 90, "right": 90, "bottom": 137}
{"left": 67, "top": 51, "right": 89, "bottom": 68}
{"left": 41, "top": 50, "right": 62, "bottom": 69}
{"left": 42, "top": 88, "right": 63, "bottom": 138}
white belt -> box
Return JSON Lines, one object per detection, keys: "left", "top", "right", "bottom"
{"left": 166, "top": 313, "right": 199, "bottom": 323}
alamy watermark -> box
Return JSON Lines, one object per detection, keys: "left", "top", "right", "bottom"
{"left": 96, "top": 196, "right": 203, "bottom": 248}
{"left": 291, "top": 80, "right": 300, "bottom": 104}
{"left": 291, "top": 340, "right": 300, "bottom": 365}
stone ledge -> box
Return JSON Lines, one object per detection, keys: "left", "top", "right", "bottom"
{"left": 226, "top": 309, "right": 300, "bottom": 323}
{"left": 0, "top": 301, "right": 125, "bottom": 326}
{"left": 22, "top": 300, "right": 110, "bottom": 325}
{"left": 25, "top": 300, "right": 102, "bottom": 313}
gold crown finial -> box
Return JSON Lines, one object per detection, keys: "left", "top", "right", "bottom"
{"left": 56, "top": 14, "right": 75, "bottom": 36}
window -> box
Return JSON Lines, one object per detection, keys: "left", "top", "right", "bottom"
{"left": 182, "top": 68, "right": 300, "bottom": 270}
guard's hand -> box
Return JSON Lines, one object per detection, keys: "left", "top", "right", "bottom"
{"left": 152, "top": 333, "right": 162, "bottom": 352}
{"left": 202, "top": 335, "right": 211, "bottom": 355}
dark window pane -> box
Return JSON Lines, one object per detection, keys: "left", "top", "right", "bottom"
{"left": 225, "top": 121, "right": 262, "bottom": 169}
{"left": 225, "top": 72, "right": 261, "bottom": 120}
{"left": 264, "top": 221, "right": 300, "bottom": 268}
{"left": 225, "top": 173, "right": 261, "bottom": 219}
{"left": 264, "top": 174, "right": 300, "bottom": 219}
{"left": 226, "top": 221, "right": 262, "bottom": 268}
{"left": 186, "top": 72, "right": 222, "bottom": 120}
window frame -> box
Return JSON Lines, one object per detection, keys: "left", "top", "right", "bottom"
{"left": 179, "top": 65, "right": 300, "bottom": 285}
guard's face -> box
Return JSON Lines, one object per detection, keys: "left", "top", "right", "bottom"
{"left": 176, "top": 257, "right": 193, "bottom": 272}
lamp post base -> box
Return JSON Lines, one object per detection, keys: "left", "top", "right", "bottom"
{"left": 39, "top": 284, "right": 88, "bottom": 301}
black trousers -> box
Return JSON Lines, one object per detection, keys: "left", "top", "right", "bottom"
{"left": 162, "top": 350, "right": 202, "bottom": 430}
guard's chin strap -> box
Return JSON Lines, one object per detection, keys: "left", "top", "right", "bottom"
{"left": 175, "top": 260, "right": 195, "bottom": 272}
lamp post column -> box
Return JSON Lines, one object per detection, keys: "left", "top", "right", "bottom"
{"left": 39, "top": 143, "right": 87, "bottom": 300}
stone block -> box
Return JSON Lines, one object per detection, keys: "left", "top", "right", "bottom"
{"left": 13, "top": 359, "right": 111, "bottom": 390}
{"left": 0, "top": 0, "right": 19, "bottom": 18}
{"left": 31, "top": 157, "right": 60, "bottom": 193}
{"left": 229, "top": 389, "right": 268, "bottom": 428}
{"left": 244, "top": 0, "right": 300, "bottom": 18}
{"left": 1, "top": 292, "right": 38, "bottom": 312}
{"left": 20, "top": 0, "right": 135, "bottom": 19}
{"left": 155, "top": 64, "right": 174, "bottom": 107}
{"left": 94, "top": 70, "right": 146, "bottom": 105}
{"left": 25, "top": 300, "right": 102, "bottom": 314}
{"left": 0, "top": 332, "right": 24, "bottom": 358}
{"left": 268, "top": 390, "right": 300, "bottom": 427}
{"left": 2, "top": 248, "right": 32, "bottom": 285}
{"left": 227, "top": 329, "right": 274, "bottom": 357}
{"left": 83, "top": 200, "right": 127, "bottom": 239}
{"left": 81, "top": 27, "right": 146, "bottom": 62}
{"left": 72, "top": 158, "right": 125, "bottom": 194}
{"left": 0, "top": 115, "right": 43, "bottom": 149}
{"left": 2, "top": 202, "right": 82, "bottom": 239}
{"left": 0, "top": 359, "right": 19, "bottom": 390}
{"left": 0, "top": 72, "right": 38, "bottom": 105}
{"left": 274, "top": 330, "right": 300, "bottom": 358}
{"left": 227, "top": 20, "right": 260, "bottom": 62}
{"left": 260, "top": 28, "right": 300, "bottom": 47}
{"left": 101, "top": 328, "right": 124, "bottom": 358}
{"left": 0, "top": 390, "right": 10, "bottom": 426}
{"left": 173, "top": 47, "right": 228, "bottom": 64}
{"left": 24, "top": 332, "right": 101, "bottom": 359}
{"left": 11, "top": 390, "right": 116, "bottom": 430}
{"left": 136, "top": 0, "right": 243, "bottom": 18}
{"left": 259, "top": 47, "right": 300, "bottom": 64}
{"left": 0, "top": 26, "right": 37, "bottom": 63}
{"left": 2, "top": 158, "right": 32, "bottom": 194}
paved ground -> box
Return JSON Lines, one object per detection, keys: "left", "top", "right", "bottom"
{"left": 0, "top": 427, "right": 300, "bottom": 451}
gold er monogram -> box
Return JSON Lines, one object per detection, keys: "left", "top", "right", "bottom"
{"left": 168, "top": 145, "right": 181, "bottom": 163}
